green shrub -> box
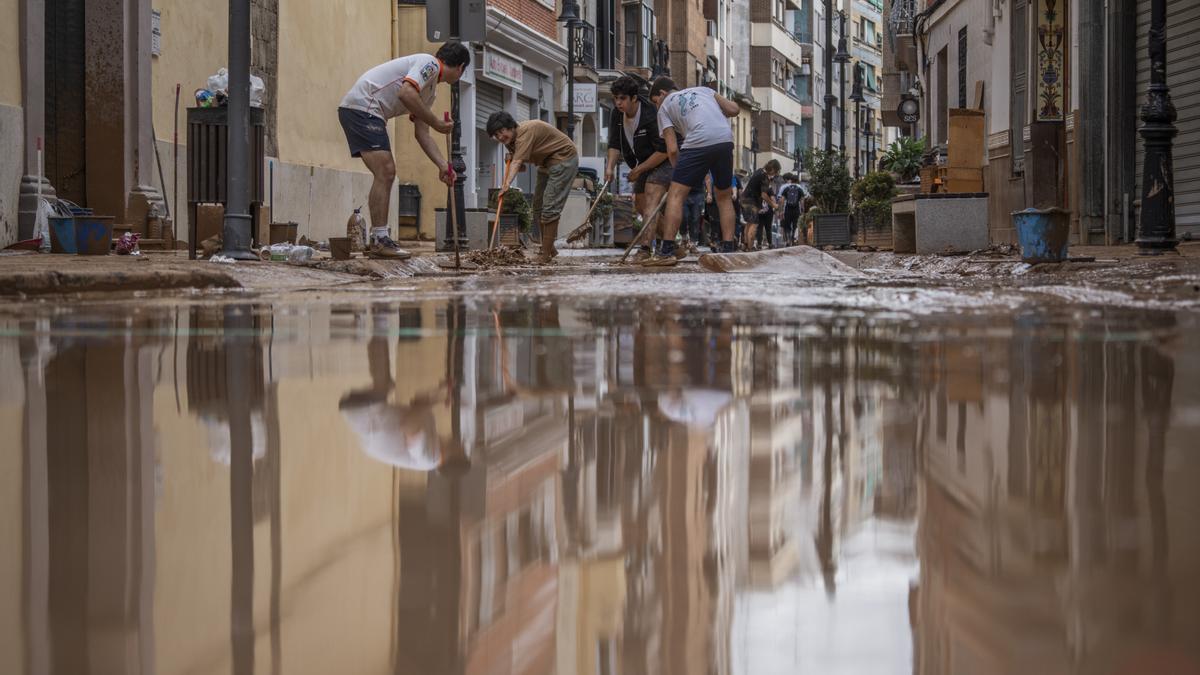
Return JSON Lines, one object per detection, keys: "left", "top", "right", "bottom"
{"left": 880, "top": 136, "right": 925, "bottom": 183}
{"left": 852, "top": 171, "right": 898, "bottom": 228}
{"left": 803, "top": 149, "right": 852, "bottom": 214}
{"left": 488, "top": 188, "right": 533, "bottom": 232}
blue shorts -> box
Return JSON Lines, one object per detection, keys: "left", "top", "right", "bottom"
{"left": 338, "top": 107, "right": 390, "bottom": 157}
{"left": 672, "top": 142, "right": 734, "bottom": 191}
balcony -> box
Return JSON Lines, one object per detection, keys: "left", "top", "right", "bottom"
{"left": 751, "top": 20, "right": 807, "bottom": 68}
{"left": 576, "top": 20, "right": 596, "bottom": 69}
{"left": 751, "top": 86, "right": 812, "bottom": 125}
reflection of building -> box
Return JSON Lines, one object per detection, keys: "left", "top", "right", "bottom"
{"left": 911, "top": 319, "right": 1200, "bottom": 675}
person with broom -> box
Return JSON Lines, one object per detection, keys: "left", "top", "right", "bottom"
{"left": 486, "top": 112, "right": 579, "bottom": 264}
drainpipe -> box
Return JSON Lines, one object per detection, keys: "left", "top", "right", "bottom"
{"left": 220, "top": 0, "right": 257, "bottom": 260}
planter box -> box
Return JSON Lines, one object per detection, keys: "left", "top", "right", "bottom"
{"left": 855, "top": 210, "right": 892, "bottom": 249}
{"left": 812, "top": 213, "right": 853, "bottom": 247}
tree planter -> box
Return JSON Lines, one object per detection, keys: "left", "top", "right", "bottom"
{"left": 854, "top": 209, "right": 892, "bottom": 249}
{"left": 812, "top": 213, "right": 853, "bottom": 247}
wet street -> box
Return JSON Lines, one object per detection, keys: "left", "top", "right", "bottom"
{"left": 1, "top": 284, "right": 1199, "bottom": 675}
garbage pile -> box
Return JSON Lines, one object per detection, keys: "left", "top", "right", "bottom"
{"left": 466, "top": 246, "right": 527, "bottom": 269}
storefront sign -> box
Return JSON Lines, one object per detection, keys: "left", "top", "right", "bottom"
{"left": 482, "top": 47, "right": 524, "bottom": 89}
{"left": 563, "top": 83, "right": 597, "bottom": 113}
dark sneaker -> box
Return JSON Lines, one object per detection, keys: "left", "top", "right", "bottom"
{"left": 640, "top": 254, "right": 679, "bottom": 268}
{"left": 673, "top": 246, "right": 688, "bottom": 260}
{"left": 368, "top": 235, "right": 412, "bottom": 260}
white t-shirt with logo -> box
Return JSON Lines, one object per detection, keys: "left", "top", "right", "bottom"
{"left": 656, "top": 87, "right": 733, "bottom": 150}
{"left": 340, "top": 54, "right": 441, "bottom": 121}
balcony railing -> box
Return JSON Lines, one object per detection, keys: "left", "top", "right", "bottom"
{"left": 576, "top": 20, "right": 597, "bottom": 69}
{"left": 794, "top": 30, "right": 813, "bottom": 44}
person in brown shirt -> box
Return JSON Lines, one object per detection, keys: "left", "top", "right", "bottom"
{"left": 486, "top": 112, "right": 579, "bottom": 263}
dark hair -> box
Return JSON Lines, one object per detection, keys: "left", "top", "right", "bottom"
{"left": 784, "top": 173, "right": 799, "bottom": 182}
{"left": 436, "top": 42, "right": 471, "bottom": 68}
{"left": 612, "top": 76, "right": 640, "bottom": 99}
{"left": 486, "top": 111, "right": 518, "bottom": 137}
{"left": 764, "top": 159, "right": 782, "bottom": 174}
{"left": 649, "top": 77, "right": 678, "bottom": 99}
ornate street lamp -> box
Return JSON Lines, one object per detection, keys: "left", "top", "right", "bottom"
{"left": 1136, "top": 0, "right": 1178, "bottom": 253}
{"left": 849, "top": 64, "right": 865, "bottom": 179}
{"left": 219, "top": 0, "right": 257, "bottom": 260}
{"left": 823, "top": 0, "right": 836, "bottom": 153}
{"left": 833, "top": 12, "right": 851, "bottom": 156}
{"left": 558, "top": 0, "right": 581, "bottom": 141}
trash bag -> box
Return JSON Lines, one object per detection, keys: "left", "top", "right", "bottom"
{"left": 35, "top": 198, "right": 53, "bottom": 252}
{"left": 207, "top": 68, "right": 229, "bottom": 96}
{"left": 250, "top": 74, "right": 266, "bottom": 108}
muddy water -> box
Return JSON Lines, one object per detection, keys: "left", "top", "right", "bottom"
{"left": 1, "top": 296, "right": 1198, "bottom": 675}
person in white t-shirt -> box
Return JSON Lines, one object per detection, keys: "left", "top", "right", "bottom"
{"left": 338, "top": 43, "right": 469, "bottom": 259}
{"left": 644, "top": 77, "right": 741, "bottom": 266}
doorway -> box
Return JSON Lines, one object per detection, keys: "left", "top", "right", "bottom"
{"left": 44, "top": 0, "right": 88, "bottom": 206}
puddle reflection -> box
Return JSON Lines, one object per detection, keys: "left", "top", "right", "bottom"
{"left": 0, "top": 299, "right": 1198, "bottom": 675}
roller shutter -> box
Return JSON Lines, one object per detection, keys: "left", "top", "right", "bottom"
{"left": 476, "top": 82, "right": 504, "bottom": 130}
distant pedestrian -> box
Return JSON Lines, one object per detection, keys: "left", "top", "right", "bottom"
{"left": 605, "top": 75, "right": 672, "bottom": 262}
{"left": 779, "top": 174, "right": 805, "bottom": 246}
{"left": 339, "top": 42, "right": 470, "bottom": 259}
{"left": 487, "top": 113, "right": 579, "bottom": 264}
{"left": 742, "top": 160, "right": 781, "bottom": 250}
{"left": 644, "top": 77, "right": 741, "bottom": 266}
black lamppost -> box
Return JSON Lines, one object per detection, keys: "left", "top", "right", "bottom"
{"left": 849, "top": 64, "right": 865, "bottom": 179}
{"left": 559, "top": 0, "right": 581, "bottom": 142}
{"left": 1136, "top": 0, "right": 1178, "bottom": 253}
{"left": 864, "top": 112, "right": 874, "bottom": 173}
{"left": 752, "top": 128, "right": 761, "bottom": 169}
{"left": 219, "top": 0, "right": 257, "bottom": 260}
{"left": 794, "top": 136, "right": 803, "bottom": 174}
{"left": 823, "top": 0, "right": 835, "bottom": 153}
{"left": 833, "top": 12, "right": 851, "bottom": 156}
{"left": 440, "top": 3, "right": 469, "bottom": 253}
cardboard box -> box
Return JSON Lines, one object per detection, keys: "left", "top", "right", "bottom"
{"left": 945, "top": 167, "right": 984, "bottom": 194}
{"left": 948, "top": 108, "right": 986, "bottom": 169}
{"left": 196, "top": 203, "right": 225, "bottom": 243}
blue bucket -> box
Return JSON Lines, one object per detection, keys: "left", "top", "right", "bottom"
{"left": 75, "top": 216, "right": 115, "bottom": 255}
{"left": 48, "top": 215, "right": 77, "bottom": 254}
{"left": 1012, "top": 208, "right": 1071, "bottom": 263}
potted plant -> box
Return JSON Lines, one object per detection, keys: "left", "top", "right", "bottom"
{"left": 880, "top": 136, "right": 925, "bottom": 184}
{"left": 487, "top": 187, "right": 533, "bottom": 245}
{"left": 851, "top": 171, "right": 898, "bottom": 249}
{"left": 803, "top": 149, "right": 853, "bottom": 246}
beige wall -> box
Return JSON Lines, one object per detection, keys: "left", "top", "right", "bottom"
{"left": 150, "top": 0, "right": 228, "bottom": 143}
{"left": 0, "top": 0, "right": 21, "bottom": 107}
{"left": 278, "top": 0, "right": 394, "bottom": 172}
{"left": 0, "top": 331, "right": 24, "bottom": 675}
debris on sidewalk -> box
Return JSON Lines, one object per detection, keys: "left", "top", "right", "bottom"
{"left": 467, "top": 246, "right": 527, "bottom": 269}
{"left": 115, "top": 233, "right": 141, "bottom": 255}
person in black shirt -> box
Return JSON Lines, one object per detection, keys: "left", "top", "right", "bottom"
{"left": 741, "top": 160, "right": 781, "bottom": 250}
{"left": 778, "top": 174, "right": 805, "bottom": 246}
{"left": 605, "top": 76, "right": 673, "bottom": 260}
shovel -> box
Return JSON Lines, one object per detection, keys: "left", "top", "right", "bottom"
{"left": 565, "top": 180, "right": 610, "bottom": 244}
{"left": 619, "top": 192, "right": 669, "bottom": 264}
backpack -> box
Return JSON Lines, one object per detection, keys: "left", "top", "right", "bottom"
{"left": 783, "top": 184, "right": 803, "bottom": 209}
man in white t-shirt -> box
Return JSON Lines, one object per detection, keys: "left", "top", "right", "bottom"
{"left": 338, "top": 42, "right": 469, "bottom": 258}
{"left": 644, "top": 77, "right": 741, "bottom": 266}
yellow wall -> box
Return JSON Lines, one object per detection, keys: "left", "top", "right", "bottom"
{"left": 277, "top": 0, "right": 396, "bottom": 172}
{"left": 0, "top": 404, "right": 23, "bottom": 675}
{"left": 0, "top": 0, "right": 20, "bottom": 106}
{"left": 392, "top": 5, "right": 453, "bottom": 238}
{"left": 150, "top": 0, "right": 228, "bottom": 142}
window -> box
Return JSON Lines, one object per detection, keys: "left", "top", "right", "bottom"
{"left": 937, "top": 46, "right": 948, "bottom": 142}
{"left": 598, "top": 0, "right": 616, "bottom": 69}
{"left": 1011, "top": 0, "right": 1027, "bottom": 173}
{"left": 958, "top": 26, "right": 968, "bottom": 108}
{"left": 623, "top": 2, "right": 654, "bottom": 68}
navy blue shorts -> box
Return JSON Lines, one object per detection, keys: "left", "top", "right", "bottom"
{"left": 338, "top": 107, "right": 390, "bottom": 157}
{"left": 671, "top": 142, "right": 734, "bottom": 191}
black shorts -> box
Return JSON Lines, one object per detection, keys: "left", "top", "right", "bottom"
{"left": 338, "top": 107, "right": 390, "bottom": 157}
{"left": 672, "top": 142, "right": 734, "bottom": 191}
{"left": 633, "top": 162, "right": 673, "bottom": 194}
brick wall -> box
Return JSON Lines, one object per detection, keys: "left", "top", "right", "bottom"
{"left": 489, "top": 0, "right": 558, "bottom": 41}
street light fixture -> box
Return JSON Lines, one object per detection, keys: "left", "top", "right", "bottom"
{"left": 558, "top": 0, "right": 581, "bottom": 142}
{"left": 1135, "top": 0, "right": 1178, "bottom": 253}
{"left": 849, "top": 64, "right": 865, "bottom": 179}
{"left": 833, "top": 12, "right": 851, "bottom": 157}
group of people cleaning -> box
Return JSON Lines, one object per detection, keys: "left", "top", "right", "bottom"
{"left": 338, "top": 41, "right": 807, "bottom": 266}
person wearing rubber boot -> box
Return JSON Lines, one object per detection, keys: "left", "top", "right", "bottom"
{"left": 644, "top": 77, "right": 741, "bottom": 267}
{"left": 603, "top": 76, "right": 677, "bottom": 263}
{"left": 487, "top": 112, "right": 579, "bottom": 264}
{"left": 339, "top": 42, "right": 470, "bottom": 259}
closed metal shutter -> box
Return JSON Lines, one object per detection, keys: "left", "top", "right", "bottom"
{"left": 516, "top": 95, "right": 535, "bottom": 123}
{"left": 476, "top": 82, "right": 504, "bottom": 130}
{"left": 1136, "top": 0, "right": 1200, "bottom": 235}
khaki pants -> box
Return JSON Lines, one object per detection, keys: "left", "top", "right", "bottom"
{"left": 532, "top": 156, "right": 579, "bottom": 226}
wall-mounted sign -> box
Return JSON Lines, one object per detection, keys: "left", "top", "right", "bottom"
{"left": 897, "top": 97, "right": 920, "bottom": 124}
{"left": 481, "top": 47, "right": 524, "bottom": 89}
{"left": 573, "top": 83, "right": 597, "bottom": 113}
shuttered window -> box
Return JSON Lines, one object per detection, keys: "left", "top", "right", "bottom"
{"left": 476, "top": 82, "right": 504, "bottom": 130}
{"left": 1011, "top": 0, "right": 1028, "bottom": 175}
{"left": 516, "top": 95, "right": 535, "bottom": 123}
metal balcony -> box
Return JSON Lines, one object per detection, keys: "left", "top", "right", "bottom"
{"left": 576, "top": 20, "right": 597, "bottom": 69}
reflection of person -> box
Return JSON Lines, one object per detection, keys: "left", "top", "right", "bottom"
{"left": 488, "top": 113, "right": 579, "bottom": 264}
{"left": 647, "top": 77, "right": 741, "bottom": 265}
{"left": 338, "top": 43, "right": 470, "bottom": 259}
{"left": 339, "top": 333, "right": 468, "bottom": 472}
